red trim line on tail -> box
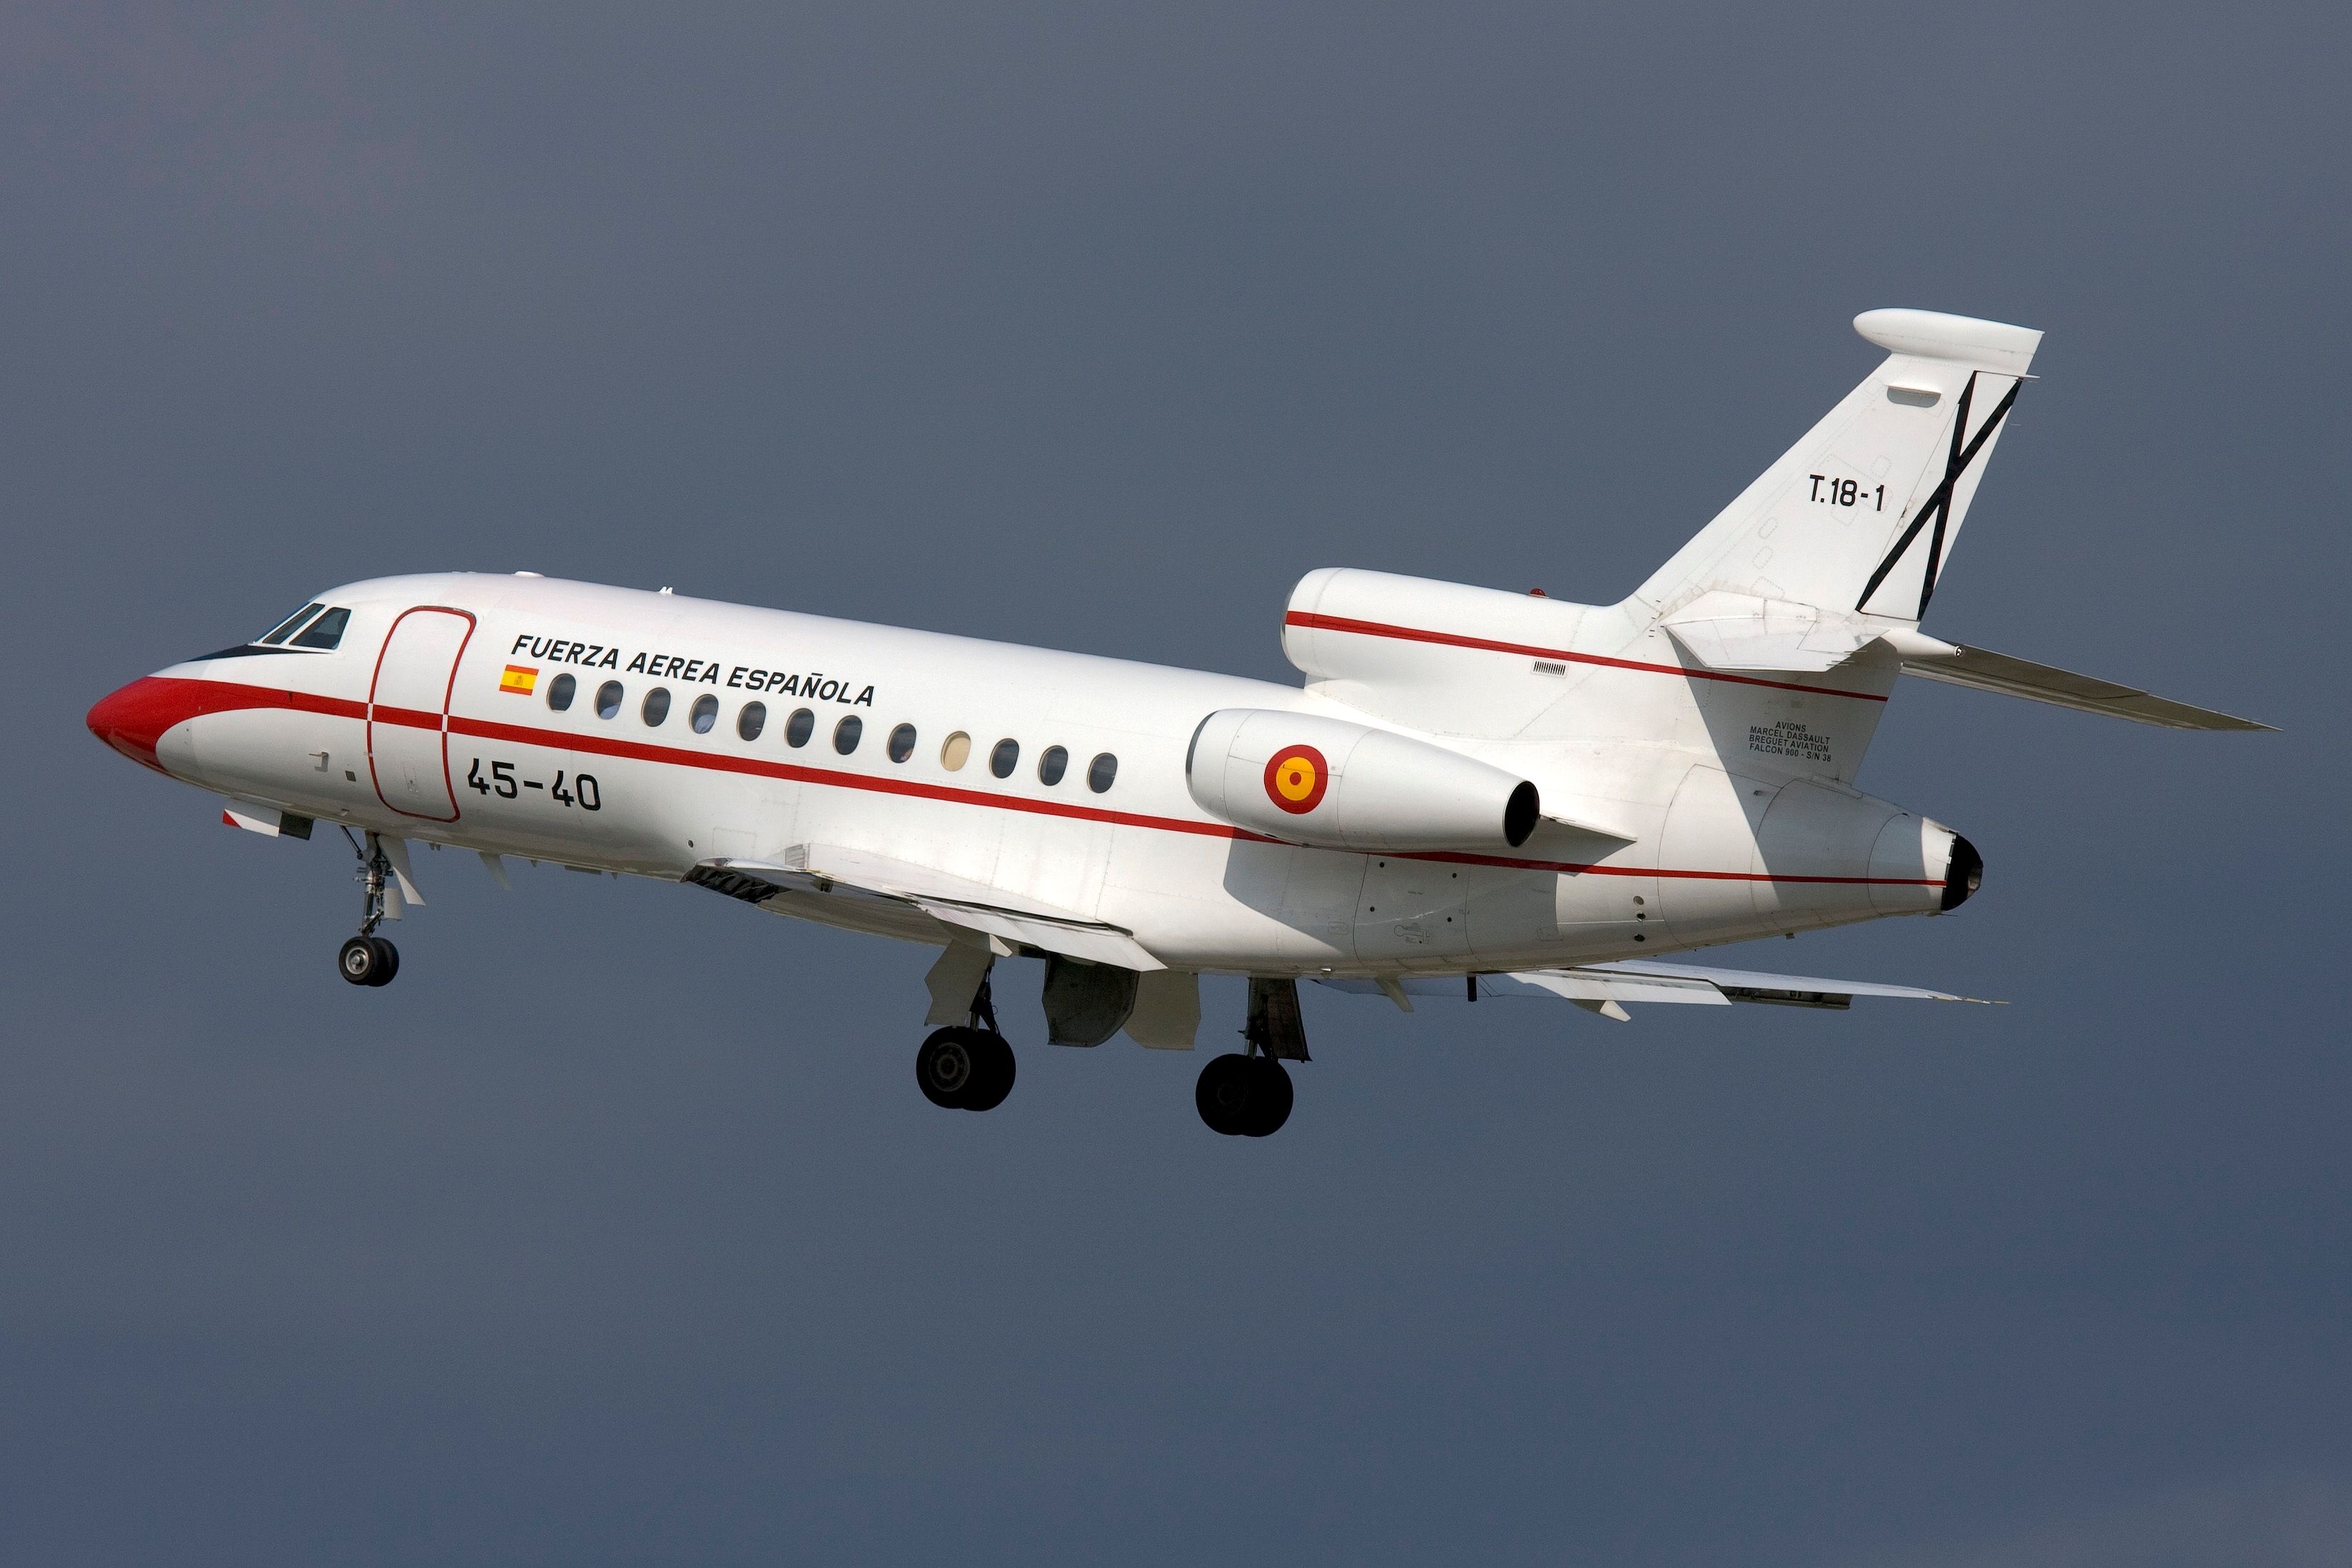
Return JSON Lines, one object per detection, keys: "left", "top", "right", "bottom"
{"left": 1283, "top": 611, "right": 1889, "bottom": 703}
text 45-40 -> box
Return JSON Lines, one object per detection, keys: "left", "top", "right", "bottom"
{"left": 465, "top": 758, "right": 602, "bottom": 809}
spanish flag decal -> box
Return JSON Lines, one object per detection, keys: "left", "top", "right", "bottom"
{"left": 498, "top": 664, "right": 538, "bottom": 696}
{"left": 1262, "top": 743, "right": 1329, "bottom": 815}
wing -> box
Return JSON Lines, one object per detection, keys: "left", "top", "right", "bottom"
{"left": 1321, "top": 958, "right": 1992, "bottom": 1022}
{"left": 684, "top": 843, "right": 1165, "bottom": 971}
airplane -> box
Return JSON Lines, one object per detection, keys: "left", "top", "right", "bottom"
{"left": 86, "top": 308, "right": 2268, "bottom": 1137}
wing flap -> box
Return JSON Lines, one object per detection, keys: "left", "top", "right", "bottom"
{"left": 687, "top": 844, "right": 1165, "bottom": 971}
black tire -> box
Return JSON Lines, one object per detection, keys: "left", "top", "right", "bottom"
{"left": 916, "top": 1027, "right": 979, "bottom": 1110}
{"left": 1195, "top": 1053, "right": 1256, "bottom": 1135}
{"left": 338, "top": 936, "right": 380, "bottom": 986}
{"left": 961, "top": 1031, "right": 1016, "bottom": 1112}
{"left": 366, "top": 936, "right": 400, "bottom": 987}
{"left": 1241, "top": 1057, "right": 1292, "bottom": 1137}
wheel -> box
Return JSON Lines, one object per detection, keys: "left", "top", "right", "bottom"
{"left": 960, "top": 1031, "right": 1016, "bottom": 1113}
{"left": 338, "top": 936, "right": 380, "bottom": 986}
{"left": 916, "top": 1027, "right": 979, "bottom": 1109}
{"left": 1241, "top": 1057, "right": 1292, "bottom": 1137}
{"left": 366, "top": 936, "right": 400, "bottom": 987}
{"left": 1195, "top": 1053, "right": 1256, "bottom": 1135}
{"left": 1196, "top": 1053, "right": 1295, "bottom": 1137}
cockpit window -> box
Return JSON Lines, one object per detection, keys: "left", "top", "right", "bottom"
{"left": 288, "top": 606, "right": 350, "bottom": 649}
{"left": 259, "top": 604, "right": 324, "bottom": 645}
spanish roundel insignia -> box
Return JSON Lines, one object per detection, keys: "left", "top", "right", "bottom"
{"left": 1263, "top": 743, "right": 1330, "bottom": 815}
{"left": 499, "top": 664, "right": 538, "bottom": 696}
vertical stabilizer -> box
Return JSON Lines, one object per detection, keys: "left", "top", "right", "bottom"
{"left": 1631, "top": 309, "right": 2041, "bottom": 626}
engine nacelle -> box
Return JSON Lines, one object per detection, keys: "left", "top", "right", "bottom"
{"left": 1186, "top": 708, "right": 1540, "bottom": 853}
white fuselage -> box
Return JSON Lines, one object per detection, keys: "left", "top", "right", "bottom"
{"left": 91, "top": 570, "right": 1967, "bottom": 977}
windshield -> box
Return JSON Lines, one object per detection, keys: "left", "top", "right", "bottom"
{"left": 258, "top": 604, "right": 324, "bottom": 644}
{"left": 288, "top": 607, "right": 349, "bottom": 649}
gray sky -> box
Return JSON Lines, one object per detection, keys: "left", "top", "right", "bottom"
{"left": 5, "top": 4, "right": 2348, "bottom": 1564}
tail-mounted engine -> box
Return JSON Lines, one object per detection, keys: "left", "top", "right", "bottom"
{"left": 1186, "top": 708, "right": 1540, "bottom": 854}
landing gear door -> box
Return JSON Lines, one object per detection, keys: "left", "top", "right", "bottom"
{"left": 368, "top": 607, "right": 476, "bottom": 822}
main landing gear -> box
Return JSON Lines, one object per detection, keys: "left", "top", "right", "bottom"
{"left": 336, "top": 828, "right": 400, "bottom": 988}
{"left": 1194, "top": 1053, "right": 1292, "bottom": 1137}
{"left": 1195, "top": 977, "right": 1304, "bottom": 1137}
{"left": 917, "top": 973, "right": 1015, "bottom": 1111}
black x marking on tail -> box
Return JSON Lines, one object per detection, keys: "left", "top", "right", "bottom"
{"left": 1854, "top": 371, "right": 2024, "bottom": 617}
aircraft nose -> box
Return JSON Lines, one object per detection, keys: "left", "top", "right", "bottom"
{"left": 86, "top": 676, "right": 182, "bottom": 774}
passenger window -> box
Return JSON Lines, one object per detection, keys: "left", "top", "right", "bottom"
{"left": 888, "top": 724, "right": 917, "bottom": 763}
{"left": 990, "top": 738, "right": 1019, "bottom": 779}
{"left": 546, "top": 673, "right": 577, "bottom": 712}
{"left": 1038, "top": 746, "right": 1068, "bottom": 786}
{"left": 690, "top": 694, "right": 719, "bottom": 734}
{"left": 595, "top": 681, "right": 625, "bottom": 719}
{"left": 785, "top": 708, "right": 814, "bottom": 747}
{"left": 1087, "top": 752, "right": 1118, "bottom": 794}
{"left": 259, "top": 604, "right": 323, "bottom": 645}
{"left": 289, "top": 606, "right": 349, "bottom": 649}
{"left": 940, "top": 732, "right": 971, "bottom": 771}
{"left": 834, "top": 714, "right": 863, "bottom": 754}
{"left": 738, "top": 702, "right": 767, "bottom": 741}
{"left": 641, "top": 687, "right": 672, "bottom": 726}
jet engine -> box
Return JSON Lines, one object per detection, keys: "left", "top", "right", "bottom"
{"left": 1186, "top": 709, "right": 1540, "bottom": 853}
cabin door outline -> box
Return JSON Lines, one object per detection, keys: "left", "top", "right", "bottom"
{"left": 367, "top": 606, "right": 478, "bottom": 822}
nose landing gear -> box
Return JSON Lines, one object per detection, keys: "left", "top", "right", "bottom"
{"left": 336, "top": 828, "right": 400, "bottom": 987}
{"left": 338, "top": 934, "right": 398, "bottom": 986}
{"left": 916, "top": 973, "right": 1014, "bottom": 1111}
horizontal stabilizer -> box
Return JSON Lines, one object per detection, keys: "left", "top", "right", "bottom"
{"left": 1320, "top": 956, "right": 1991, "bottom": 1020}
{"left": 1660, "top": 591, "right": 1890, "bottom": 673}
{"left": 1883, "top": 630, "right": 2273, "bottom": 730}
{"left": 687, "top": 845, "right": 1165, "bottom": 971}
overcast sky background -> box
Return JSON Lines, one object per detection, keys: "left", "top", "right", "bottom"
{"left": 4, "top": 5, "right": 2348, "bottom": 1564}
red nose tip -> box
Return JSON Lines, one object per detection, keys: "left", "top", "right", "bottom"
{"left": 86, "top": 677, "right": 180, "bottom": 774}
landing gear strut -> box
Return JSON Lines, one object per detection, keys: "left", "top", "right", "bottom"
{"left": 336, "top": 828, "right": 400, "bottom": 987}
{"left": 916, "top": 973, "right": 1014, "bottom": 1111}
